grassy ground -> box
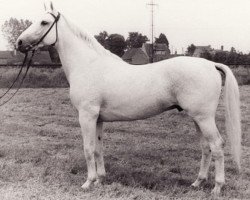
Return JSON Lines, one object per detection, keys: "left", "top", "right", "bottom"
{"left": 0, "top": 67, "right": 68, "bottom": 88}
{"left": 0, "top": 86, "right": 249, "bottom": 200}
{"left": 232, "top": 66, "right": 250, "bottom": 85}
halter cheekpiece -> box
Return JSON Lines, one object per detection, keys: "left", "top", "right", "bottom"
{"left": 31, "top": 12, "right": 61, "bottom": 48}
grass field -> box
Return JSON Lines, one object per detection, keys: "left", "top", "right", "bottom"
{"left": 0, "top": 67, "right": 68, "bottom": 88}
{"left": 0, "top": 86, "right": 249, "bottom": 200}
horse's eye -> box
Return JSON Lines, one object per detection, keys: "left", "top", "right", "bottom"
{"left": 41, "top": 21, "right": 49, "bottom": 26}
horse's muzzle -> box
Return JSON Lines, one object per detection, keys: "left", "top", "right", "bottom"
{"left": 16, "top": 39, "right": 32, "bottom": 53}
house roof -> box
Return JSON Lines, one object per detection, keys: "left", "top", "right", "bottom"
{"left": 122, "top": 48, "right": 138, "bottom": 60}
{"left": 193, "top": 45, "right": 214, "bottom": 57}
{"left": 142, "top": 43, "right": 151, "bottom": 58}
{"left": 142, "top": 43, "right": 170, "bottom": 57}
{"left": 122, "top": 48, "right": 148, "bottom": 60}
{"left": 122, "top": 48, "right": 149, "bottom": 65}
{"left": 194, "top": 46, "right": 213, "bottom": 53}
{"left": 154, "top": 43, "right": 169, "bottom": 51}
{"left": 195, "top": 45, "right": 212, "bottom": 50}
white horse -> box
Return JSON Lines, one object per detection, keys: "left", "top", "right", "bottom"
{"left": 16, "top": 1, "right": 241, "bottom": 197}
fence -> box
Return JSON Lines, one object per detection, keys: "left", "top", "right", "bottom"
{"left": 0, "top": 63, "right": 62, "bottom": 68}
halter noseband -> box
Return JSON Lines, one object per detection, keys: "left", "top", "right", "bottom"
{"left": 27, "top": 12, "right": 60, "bottom": 51}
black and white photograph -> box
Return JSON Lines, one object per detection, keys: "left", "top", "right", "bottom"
{"left": 0, "top": 0, "right": 249, "bottom": 199}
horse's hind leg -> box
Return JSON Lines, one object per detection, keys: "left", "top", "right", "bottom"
{"left": 94, "top": 122, "right": 106, "bottom": 185}
{"left": 195, "top": 117, "right": 225, "bottom": 196}
{"left": 191, "top": 122, "right": 212, "bottom": 187}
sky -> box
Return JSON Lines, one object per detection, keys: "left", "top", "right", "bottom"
{"left": 0, "top": 0, "right": 250, "bottom": 53}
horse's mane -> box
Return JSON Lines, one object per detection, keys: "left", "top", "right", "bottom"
{"left": 62, "top": 14, "right": 121, "bottom": 60}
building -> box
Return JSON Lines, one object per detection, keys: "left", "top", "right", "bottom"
{"left": 192, "top": 45, "right": 228, "bottom": 57}
{"left": 193, "top": 45, "right": 213, "bottom": 57}
{"left": 122, "top": 43, "right": 171, "bottom": 65}
{"left": 142, "top": 43, "right": 170, "bottom": 62}
{"left": 212, "top": 45, "right": 229, "bottom": 54}
{"left": 122, "top": 48, "right": 149, "bottom": 65}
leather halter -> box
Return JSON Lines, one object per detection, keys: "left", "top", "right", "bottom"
{"left": 27, "top": 12, "right": 61, "bottom": 51}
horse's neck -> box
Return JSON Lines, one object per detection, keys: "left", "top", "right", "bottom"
{"left": 55, "top": 17, "right": 102, "bottom": 82}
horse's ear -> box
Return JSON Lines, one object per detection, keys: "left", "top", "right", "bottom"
{"left": 44, "top": 0, "right": 54, "bottom": 12}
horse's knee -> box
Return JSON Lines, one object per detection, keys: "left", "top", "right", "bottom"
{"left": 84, "top": 148, "right": 95, "bottom": 161}
{"left": 203, "top": 148, "right": 211, "bottom": 157}
{"left": 210, "top": 138, "right": 224, "bottom": 158}
{"left": 201, "top": 141, "right": 211, "bottom": 155}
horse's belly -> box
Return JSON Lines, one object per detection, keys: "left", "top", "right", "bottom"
{"left": 98, "top": 66, "right": 175, "bottom": 122}
{"left": 99, "top": 98, "right": 172, "bottom": 122}
{"left": 99, "top": 107, "right": 162, "bottom": 122}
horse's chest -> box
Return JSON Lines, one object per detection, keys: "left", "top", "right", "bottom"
{"left": 69, "top": 85, "right": 100, "bottom": 109}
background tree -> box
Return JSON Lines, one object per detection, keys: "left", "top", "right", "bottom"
{"left": 186, "top": 44, "right": 196, "bottom": 56}
{"left": 1, "top": 18, "right": 32, "bottom": 49}
{"left": 155, "top": 33, "right": 169, "bottom": 47}
{"left": 126, "top": 32, "right": 149, "bottom": 49}
{"left": 106, "top": 34, "right": 126, "bottom": 57}
{"left": 226, "top": 48, "right": 238, "bottom": 65}
{"left": 94, "top": 31, "right": 109, "bottom": 49}
{"left": 236, "top": 52, "right": 247, "bottom": 65}
{"left": 200, "top": 50, "right": 212, "bottom": 61}
{"left": 213, "top": 51, "right": 228, "bottom": 64}
{"left": 245, "top": 54, "right": 250, "bottom": 65}
{"left": 226, "top": 52, "right": 246, "bottom": 65}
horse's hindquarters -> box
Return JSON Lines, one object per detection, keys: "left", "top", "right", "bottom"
{"left": 174, "top": 64, "right": 222, "bottom": 118}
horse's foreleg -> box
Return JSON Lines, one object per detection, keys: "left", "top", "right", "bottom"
{"left": 94, "top": 122, "right": 106, "bottom": 185}
{"left": 192, "top": 122, "right": 212, "bottom": 187}
{"left": 78, "top": 109, "right": 99, "bottom": 190}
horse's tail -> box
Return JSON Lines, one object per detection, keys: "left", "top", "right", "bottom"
{"left": 215, "top": 63, "right": 241, "bottom": 171}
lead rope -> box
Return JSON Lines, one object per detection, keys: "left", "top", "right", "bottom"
{"left": 0, "top": 53, "right": 28, "bottom": 99}
{"left": 0, "top": 50, "right": 36, "bottom": 107}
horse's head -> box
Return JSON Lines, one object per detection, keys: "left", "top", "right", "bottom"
{"left": 16, "top": 0, "right": 60, "bottom": 53}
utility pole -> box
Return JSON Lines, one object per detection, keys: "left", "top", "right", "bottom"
{"left": 147, "top": 0, "right": 158, "bottom": 63}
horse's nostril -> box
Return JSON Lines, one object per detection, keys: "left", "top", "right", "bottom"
{"left": 18, "top": 40, "right": 23, "bottom": 46}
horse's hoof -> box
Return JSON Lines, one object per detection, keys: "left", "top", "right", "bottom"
{"left": 191, "top": 181, "right": 200, "bottom": 188}
{"left": 94, "top": 178, "right": 102, "bottom": 186}
{"left": 81, "top": 180, "right": 93, "bottom": 191}
{"left": 191, "top": 178, "right": 206, "bottom": 188}
{"left": 211, "top": 186, "right": 222, "bottom": 199}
